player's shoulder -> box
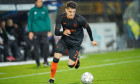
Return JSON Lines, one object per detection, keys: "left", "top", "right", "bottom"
{"left": 75, "top": 14, "right": 86, "bottom": 21}
{"left": 42, "top": 6, "right": 48, "bottom": 10}
{"left": 30, "top": 6, "right": 35, "bottom": 11}
{"left": 75, "top": 14, "right": 82, "bottom": 18}
{"left": 29, "top": 6, "right": 36, "bottom": 13}
{"left": 58, "top": 12, "right": 67, "bottom": 18}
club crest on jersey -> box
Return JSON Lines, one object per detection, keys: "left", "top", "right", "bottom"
{"left": 34, "top": 11, "right": 37, "bottom": 14}
{"left": 42, "top": 11, "right": 45, "bottom": 14}
{"left": 74, "top": 23, "right": 77, "bottom": 28}
{"left": 63, "top": 22, "right": 66, "bottom": 25}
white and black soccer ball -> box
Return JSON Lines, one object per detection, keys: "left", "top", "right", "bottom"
{"left": 81, "top": 72, "right": 94, "bottom": 84}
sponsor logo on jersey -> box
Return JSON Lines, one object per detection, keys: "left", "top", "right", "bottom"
{"left": 63, "top": 22, "right": 66, "bottom": 25}
{"left": 74, "top": 23, "right": 77, "bottom": 28}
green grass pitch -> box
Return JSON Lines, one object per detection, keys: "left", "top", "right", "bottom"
{"left": 0, "top": 49, "right": 140, "bottom": 84}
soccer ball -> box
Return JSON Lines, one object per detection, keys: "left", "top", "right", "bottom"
{"left": 81, "top": 72, "right": 94, "bottom": 84}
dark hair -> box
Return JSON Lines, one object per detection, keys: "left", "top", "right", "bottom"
{"left": 66, "top": 1, "right": 77, "bottom": 9}
{"left": 0, "top": 20, "right": 5, "bottom": 23}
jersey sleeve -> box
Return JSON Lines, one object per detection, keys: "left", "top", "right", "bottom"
{"left": 28, "top": 9, "right": 33, "bottom": 32}
{"left": 79, "top": 15, "right": 94, "bottom": 41}
{"left": 79, "top": 15, "right": 88, "bottom": 29}
{"left": 55, "top": 14, "right": 63, "bottom": 36}
{"left": 86, "top": 26, "right": 93, "bottom": 41}
{"left": 45, "top": 8, "right": 51, "bottom": 31}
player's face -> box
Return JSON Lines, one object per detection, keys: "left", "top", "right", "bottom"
{"left": 0, "top": 21, "right": 5, "bottom": 28}
{"left": 65, "top": 7, "right": 76, "bottom": 19}
{"left": 7, "top": 19, "right": 13, "bottom": 27}
{"left": 35, "top": 0, "right": 43, "bottom": 8}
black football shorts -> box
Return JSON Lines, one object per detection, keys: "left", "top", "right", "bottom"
{"left": 55, "top": 39, "right": 80, "bottom": 62}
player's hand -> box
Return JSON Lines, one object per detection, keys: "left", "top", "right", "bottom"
{"left": 0, "top": 41, "right": 3, "bottom": 45}
{"left": 29, "top": 32, "right": 34, "bottom": 40}
{"left": 48, "top": 32, "right": 52, "bottom": 37}
{"left": 63, "top": 29, "right": 71, "bottom": 36}
{"left": 91, "top": 40, "right": 98, "bottom": 47}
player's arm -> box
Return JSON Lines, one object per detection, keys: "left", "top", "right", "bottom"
{"left": 28, "top": 9, "right": 34, "bottom": 40}
{"left": 80, "top": 16, "right": 97, "bottom": 46}
{"left": 28, "top": 9, "right": 33, "bottom": 32}
{"left": 55, "top": 15, "right": 71, "bottom": 36}
{"left": 45, "top": 8, "right": 51, "bottom": 31}
{"left": 45, "top": 8, "right": 52, "bottom": 37}
{"left": 86, "top": 25, "right": 97, "bottom": 46}
{"left": 55, "top": 15, "right": 63, "bottom": 36}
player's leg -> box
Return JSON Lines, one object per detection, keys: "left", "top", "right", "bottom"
{"left": 51, "top": 53, "right": 62, "bottom": 78}
{"left": 48, "top": 53, "right": 62, "bottom": 83}
{"left": 48, "top": 39, "right": 66, "bottom": 83}
{"left": 74, "top": 56, "right": 80, "bottom": 69}
{"left": 40, "top": 31, "right": 50, "bottom": 66}
{"left": 67, "top": 46, "right": 80, "bottom": 69}
{"left": 33, "top": 33, "right": 40, "bottom": 66}
{"left": 68, "top": 56, "right": 80, "bottom": 69}
{"left": 67, "top": 59, "right": 75, "bottom": 68}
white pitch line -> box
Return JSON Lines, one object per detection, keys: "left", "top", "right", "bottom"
{"left": 0, "top": 73, "right": 5, "bottom": 74}
{"left": 0, "top": 59, "right": 140, "bottom": 80}
{"left": 104, "top": 56, "right": 140, "bottom": 62}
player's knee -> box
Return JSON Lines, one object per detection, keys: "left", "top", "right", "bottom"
{"left": 53, "top": 57, "right": 59, "bottom": 63}
{"left": 68, "top": 64, "right": 75, "bottom": 68}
